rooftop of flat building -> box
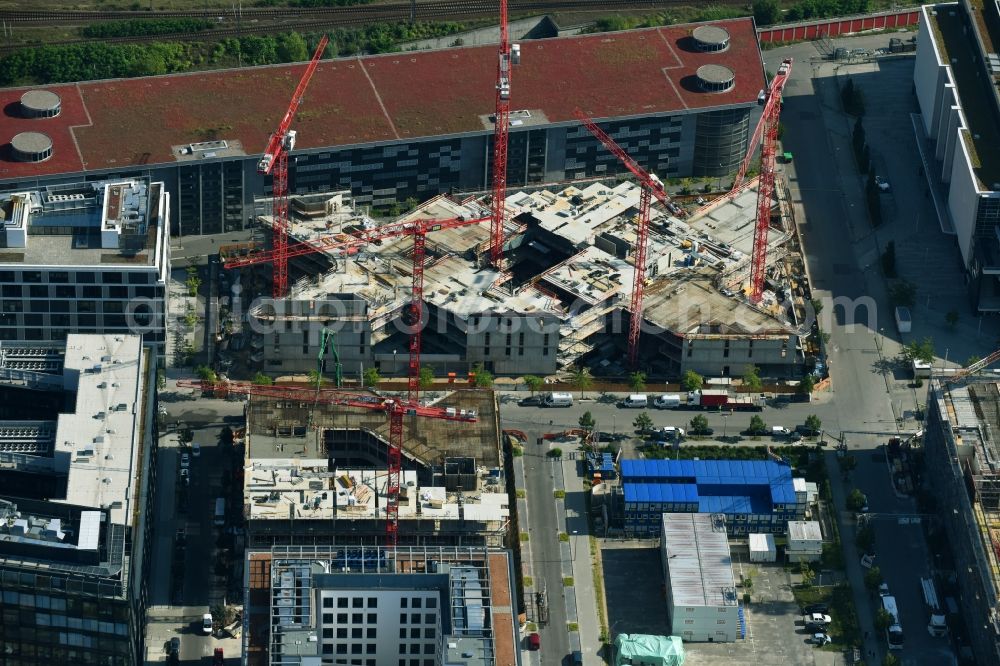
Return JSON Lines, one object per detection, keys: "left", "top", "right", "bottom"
{"left": 246, "top": 389, "right": 501, "bottom": 469}
{"left": 0, "top": 19, "right": 764, "bottom": 182}
{"left": 661, "top": 513, "right": 737, "bottom": 608}
{"left": 246, "top": 546, "right": 518, "bottom": 666}
{"left": 0, "top": 178, "right": 166, "bottom": 267}
{"left": 927, "top": 4, "right": 1000, "bottom": 190}
{"left": 0, "top": 334, "right": 148, "bottom": 577}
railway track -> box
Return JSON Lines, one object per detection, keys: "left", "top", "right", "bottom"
{"left": 0, "top": 0, "right": 701, "bottom": 24}
{"left": 0, "top": 0, "right": 727, "bottom": 54}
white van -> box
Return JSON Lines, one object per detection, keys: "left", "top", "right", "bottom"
{"left": 542, "top": 392, "right": 573, "bottom": 408}
{"left": 653, "top": 394, "right": 681, "bottom": 409}
{"left": 619, "top": 394, "right": 648, "bottom": 408}
{"left": 771, "top": 426, "right": 791, "bottom": 437}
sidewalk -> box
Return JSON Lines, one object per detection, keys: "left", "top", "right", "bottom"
{"left": 562, "top": 455, "right": 604, "bottom": 664}
{"left": 826, "top": 452, "right": 882, "bottom": 665}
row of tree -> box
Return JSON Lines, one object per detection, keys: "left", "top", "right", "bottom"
{"left": 81, "top": 18, "right": 215, "bottom": 38}
{"left": 1, "top": 22, "right": 465, "bottom": 86}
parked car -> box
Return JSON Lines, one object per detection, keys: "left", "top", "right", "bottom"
{"left": 811, "top": 632, "right": 831, "bottom": 646}
{"left": 179, "top": 468, "right": 190, "bottom": 486}
{"left": 805, "top": 613, "right": 832, "bottom": 627}
{"left": 527, "top": 633, "right": 541, "bottom": 650}
{"left": 860, "top": 494, "right": 870, "bottom": 513}
{"left": 192, "top": 443, "right": 201, "bottom": 457}
{"left": 201, "top": 613, "right": 214, "bottom": 635}
{"left": 596, "top": 431, "right": 628, "bottom": 442}
{"left": 518, "top": 396, "right": 543, "bottom": 407}
{"left": 875, "top": 175, "right": 891, "bottom": 192}
{"left": 690, "top": 426, "right": 715, "bottom": 436}
{"left": 168, "top": 637, "right": 180, "bottom": 655}
{"left": 180, "top": 453, "right": 190, "bottom": 469}
{"left": 213, "top": 648, "right": 225, "bottom": 666}
{"left": 771, "top": 426, "right": 791, "bottom": 436}
{"left": 795, "top": 424, "right": 821, "bottom": 437}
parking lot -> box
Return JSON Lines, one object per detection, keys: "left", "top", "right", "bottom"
{"left": 600, "top": 542, "right": 837, "bottom": 666}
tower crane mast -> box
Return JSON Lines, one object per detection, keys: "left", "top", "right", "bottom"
{"left": 732, "top": 58, "right": 794, "bottom": 195}
{"left": 489, "top": 0, "right": 518, "bottom": 268}
{"left": 257, "top": 36, "right": 329, "bottom": 298}
{"left": 748, "top": 58, "right": 792, "bottom": 304}
{"left": 574, "top": 110, "right": 680, "bottom": 369}
{"left": 176, "top": 378, "right": 477, "bottom": 546}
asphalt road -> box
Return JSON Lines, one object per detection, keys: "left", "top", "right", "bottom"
{"left": 515, "top": 417, "right": 572, "bottom": 664}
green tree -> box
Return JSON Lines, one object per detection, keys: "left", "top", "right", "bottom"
{"left": 363, "top": 367, "right": 381, "bottom": 388}
{"left": 857, "top": 523, "right": 875, "bottom": 553}
{"left": 418, "top": 366, "right": 435, "bottom": 390}
{"left": 967, "top": 355, "right": 981, "bottom": 368}
{"left": 753, "top": 0, "right": 781, "bottom": 25}
{"left": 628, "top": 371, "right": 647, "bottom": 392}
{"left": 578, "top": 411, "right": 596, "bottom": 432}
{"left": 805, "top": 414, "right": 822, "bottom": 433}
{"left": 276, "top": 32, "right": 309, "bottom": 62}
{"left": 798, "top": 374, "right": 816, "bottom": 396}
{"left": 901, "top": 337, "right": 935, "bottom": 364}
{"left": 252, "top": 372, "right": 273, "bottom": 385}
{"left": 847, "top": 488, "right": 866, "bottom": 511}
{"left": 633, "top": 411, "right": 654, "bottom": 434}
{"left": 195, "top": 365, "right": 217, "bottom": 382}
{"left": 882, "top": 653, "right": 900, "bottom": 666}
{"left": 471, "top": 363, "right": 493, "bottom": 388}
{"left": 308, "top": 369, "right": 323, "bottom": 388}
{"left": 748, "top": 414, "right": 766, "bottom": 435}
{"left": 680, "top": 370, "right": 704, "bottom": 392}
{"left": 523, "top": 375, "right": 544, "bottom": 395}
{"left": 690, "top": 414, "right": 709, "bottom": 435}
{"left": 888, "top": 280, "right": 916, "bottom": 307}
{"left": 864, "top": 565, "right": 884, "bottom": 592}
{"left": 874, "top": 608, "right": 894, "bottom": 633}
{"left": 128, "top": 51, "right": 167, "bottom": 77}
{"left": 742, "top": 365, "right": 763, "bottom": 390}
{"left": 547, "top": 448, "right": 563, "bottom": 458}
{"left": 798, "top": 561, "right": 815, "bottom": 587}
{"left": 569, "top": 366, "right": 593, "bottom": 398}
{"left": 946, "top": 309, "right": 959, "bottom": 329}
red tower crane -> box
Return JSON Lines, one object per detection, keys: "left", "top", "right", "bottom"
{"left": 732, "top": 58, "right": 795, "bottom": 195}
{"left": 748, "top": 58, "right": 793, "bottom": 304}
{"left": 222, "top": 214, "right": 489, "bottom": 402}
{"left": 176, "top": 379, "right": 477, "bottom": 546}
{"left": 574, "top": 110, "right": 681, "bottom": 369}
{"left": 258, "top": 36, "right": 329, "bottom": 298}
{"left": 489, "top": 0, "right": 518, "bottom": 268}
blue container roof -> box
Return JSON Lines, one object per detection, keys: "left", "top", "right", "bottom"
{"left": 623, "top": 483, "right": 699, "bottom": 504}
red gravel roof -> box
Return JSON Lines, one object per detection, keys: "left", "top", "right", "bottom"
{"left": 0, "top": 18, "right": 763, "bottom": 181}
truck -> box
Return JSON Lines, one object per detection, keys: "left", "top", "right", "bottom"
{"left": 895, "top": 306, "right": 912, "bottom": 333}
{"left": 214, "top": 497, "right": 226, "bottom": 527}
{"left": 881, "top": 595, "right": 905, "bottom": 650}
{"left": 687, "top": 390, "right": 765, "bottom": 411}
{"left": 921, "top": 577, "right": 948, "bottom": 637}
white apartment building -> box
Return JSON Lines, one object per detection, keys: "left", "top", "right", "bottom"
{"left": 0, "top": 178, "right": 170, "bottom": 359}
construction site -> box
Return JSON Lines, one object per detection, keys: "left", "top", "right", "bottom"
{"left": 925, "top": 375, "right": 1000, "bottom": 665}
{"left": 221, "top": 172, "right": 812, "bottom": 379}
{"left": 239, "top": 388, "right": 509, "bottom": 549}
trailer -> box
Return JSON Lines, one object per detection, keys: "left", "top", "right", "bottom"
{"left": 687, "top": 390, "right": 765, "bottom": 411}
{"left": 921, "top": 577, "right": 948, "bottom": 637}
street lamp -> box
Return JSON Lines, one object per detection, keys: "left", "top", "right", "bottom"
{"left": 393, "top": 349, "right": 397, "bottom": 375}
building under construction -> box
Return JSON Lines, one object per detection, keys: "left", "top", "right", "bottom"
{"left": 242, "top": 389, "right": 509, "bottom": 549}
{"left": 225, "top": 177, "right": 808, "bottom": 378}
{"left": 925, "top": 376, "right": 1000, "bottom": 664}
